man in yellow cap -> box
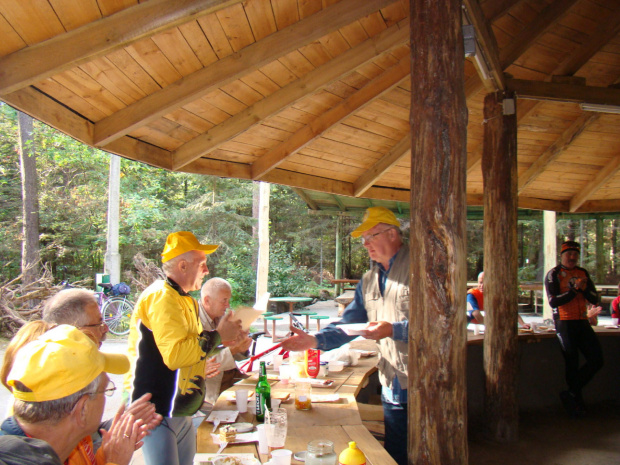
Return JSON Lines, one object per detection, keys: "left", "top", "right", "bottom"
{"left": 0, "top": 325, "right": 144, "bottom": 465}
{"left": 282, "top": 207, "right": 409, "bottom": 465}
{"left": 125, "top": 231, "right": 242, "bottom": 465}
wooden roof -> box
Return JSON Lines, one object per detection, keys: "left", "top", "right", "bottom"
{"left": 1, "top": 0, "right": 619, "bottom": 213}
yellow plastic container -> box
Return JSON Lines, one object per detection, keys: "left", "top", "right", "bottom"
{"left": 338, "top": 441, "right": 366, "bottom": 465}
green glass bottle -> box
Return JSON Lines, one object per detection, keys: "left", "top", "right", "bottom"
{"left": 255, "top": 361, "right": 271, "bottom": 421}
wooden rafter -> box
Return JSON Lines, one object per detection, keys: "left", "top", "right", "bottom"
{"left": 291, "top": 188, "right": 319, "bottom": 210}
{"left": 171, "top": 21, "right": 409, "bottom": 170}
{"left": 569, "top": 155, "right": 620, "bottom": 212}
{"left": 481, "top": 0, "right": 524, "bottom": 23}
{"left": 0, "top": 0, "right": 243, "bottom": 95}
{"left": 93, "top": 0, "right": 399, "bottom": 147}
{"left": 518, "top": 112, "right": 600, "bottom": 193}
{"left": 507, "top": 79, "right": 620, "bottom": 105}
{"left": 499, "top": 0, "right": 578, "bottom": 69}
{"left": 353, "top": 135, "right": 410, "bottom": 197}
{"left": 462, "top": 0, "right": 505, "bottom": 90}
{"left": 251, "top": 58, "right": 410, "bottom": 180}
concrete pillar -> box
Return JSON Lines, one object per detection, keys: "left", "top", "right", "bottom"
{"left": 104, "top": 154, "right": 121, "bottom": 284}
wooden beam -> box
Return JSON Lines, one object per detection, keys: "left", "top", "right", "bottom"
{"left": 553, "top": 9, "right": 620, "bottom": 77}
{"left": 353, "top": 136, "right": 410, "bottom": 197}
{"left": 1, "top": 87, "right": 172, "bottom": 169}
{"left": 292, "top": 188, "right": 319, "bottom": 210}
{"left": 507, "top": 79, "right": 620, "bottom": 106}
{"left": 482, "top": 91, "right": 519, "bottom": 441}
{"left": 481, "top": 0, "right": 524, "bottom": 23}
{"left": 251, "top": 59, "right": 410, "bottom": 180}
{"left": 171, "top": 21, "right": 409, "bottom": 170}
{"left": 0, "top": 0, "right": 243, "bottom": 95}
{"left": 569, "top": 155, "right": 620, "bottom": 212}
{"left": 93, "top": 0, "right": 400, "bottom": 147}
{"left": 462, "top": 0, "right": 505, "bottom": 90}
{"left": 409, "top": 0, "right": 469, "bottom": 462}
{"left": 518, "top": 112, "right": 600, "bottom": 193}
{"left": 499, "top": 0, "right": 578, "bottom": 69}
{"left": 578, "top": 199, "right": 620, "bottom": 213}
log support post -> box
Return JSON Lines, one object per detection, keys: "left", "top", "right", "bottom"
{"left": 409, "top": 0, "right": 468, "bottom": 462}
{"left": 482, "top": 91, "right": 519, "bottom": 441}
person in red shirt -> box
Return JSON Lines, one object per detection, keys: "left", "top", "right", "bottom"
{"left": 611, "top": 282, "right": 620, "bottom": 321}
{"left": 545, "top": 240, "right": 603, "bottom": 417}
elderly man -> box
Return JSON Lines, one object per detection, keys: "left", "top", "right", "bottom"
{"left": 125, "top": 231, "right": 242, "bottom": 465}
{"left": 0, "top": 325, "right": 144, "bottom": 465}
{"left": 199, "top": 278, "right": 252, "bottom": 405}
{"left": 282, "top": 206, "right": 409, "bottom": 465}
{"left": 545, "top": 240, "right": 603, "bottom": 417}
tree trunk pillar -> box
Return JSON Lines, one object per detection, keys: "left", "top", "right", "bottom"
{"left": 482, "top": 91, "right": 519, "bottom": 442}
{"left": 409, "top": 0, "right": 468, "bottom": 463}
{"left": 543, "top": 211, "right": 556, "bottom": 320}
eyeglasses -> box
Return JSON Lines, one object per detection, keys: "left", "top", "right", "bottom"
{"left": 93, "top": 380, "right": 116, "bottom": 397}
{"left": 361, "top": 228, "right": 391, "bottom": 245}
{"left": 81, "top": 320, "right": 107, "bottom": 329}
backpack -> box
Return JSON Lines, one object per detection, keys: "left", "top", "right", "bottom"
{"left": 111, "top": 282, "right": 131, "bottom": 296}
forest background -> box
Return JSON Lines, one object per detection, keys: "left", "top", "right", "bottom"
{"left": 1, "top": 102, "right": 619, "bottom": 314}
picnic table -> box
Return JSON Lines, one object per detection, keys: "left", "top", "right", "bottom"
{"left": 268, "top": 296, "right": 313, "bottom": 314}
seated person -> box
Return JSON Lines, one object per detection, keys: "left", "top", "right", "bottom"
{"left": 199, "top": 278, "right": 252, "bottom": 405}
{"left": 611, "top": 282, "right": 620, "bottom": 321}
{"left": 0, "top": 325, "right": 147, "bottom": 465}
{"left": 467, "top": 272, "right": 530, "bottom": 328}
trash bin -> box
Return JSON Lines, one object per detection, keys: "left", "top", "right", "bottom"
{"left": 95, "top": 273, "right": 110, "bottom": 292}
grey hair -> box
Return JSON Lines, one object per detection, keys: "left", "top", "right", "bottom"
{"left": 162, "top": 250, "right": 201, "bottom": 274}
{"left": 42, "top": 289, "right": 98, "bottom": 327}
{"left": 12, "top": 375, "right": 103, "bottom": 424}
{"left": 201, "top": 277, "right": 231, "bottom": 300}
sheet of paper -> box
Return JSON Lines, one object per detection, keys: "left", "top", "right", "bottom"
{"left": 206, "top": 410, "right": 239, "bottom": 424}
{"left": 233, "top": 292, "right": 270, "bottom": 331}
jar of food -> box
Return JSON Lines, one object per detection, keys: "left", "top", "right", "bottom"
{"left": 306, "top": 439, "right": 337, "bottom": 465}
{"left": 294, "top": 380, "right": 312, "bottom": 410}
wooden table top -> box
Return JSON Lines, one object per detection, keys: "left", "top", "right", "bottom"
{"left": 196, "top": 340, "right": 394, "bottom": 464}
{"left": 268, "top": 296, "right": 313, "bottom": 303}
{"left": 467, "top": 324, "right": 620, "bottom": 345}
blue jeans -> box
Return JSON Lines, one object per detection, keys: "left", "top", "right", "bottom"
{"left": 142, "top": 416, "right": 196, "bottom": 465}
{"left": 382, "top": 381, "right": 408, "bottom": 465}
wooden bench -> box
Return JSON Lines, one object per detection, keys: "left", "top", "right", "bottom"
{"left": 335, "top": 290, "right": 355, "bottom": 316}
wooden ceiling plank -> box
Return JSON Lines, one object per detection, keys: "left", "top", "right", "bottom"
{"left": 481, "top": 0, "right": 525, "bottom": 23}
{"left": 499, "top": 0, "right": 578, "bottom": 69}
{"left": 517, "top": 112, "right": 600, "bottom": 193}
{"left": 171, "top": 22, "right": 409, "bottom": 169}
{"left": 353, "top": 135, "right": 410, "bottom": 196}
{"left": 93, "top": 0, "right": 399, "bottom": 147}
{"left": 462, "top": 0, "right": 506, "bottom": 90}
{"left": 0, "top": 0, "right": 244, "bottom": 95}
{"left": 507, "top": 78, "right": 620, "bottom": 105}
{"left": 553, "top": 9, "right": 620, "bottom": 77}
{"left": 569, "top": 155, "right": 620, "bottom": 212}
{"left": 1, "top": 87, "right": 173, "bottom": 170}
{"left": 251, "top": 58, "right": 410, "bottom": 180}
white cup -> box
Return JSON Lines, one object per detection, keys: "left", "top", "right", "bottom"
{"left": 271, "top": 398, "right": 281, "bottom": 410}
{"left": 273, "top": 354, "right": 284, "bottom": 370}
{"left": 271, "top": 449, "right": 292, "bottom": 465}
{"left": 279, "top": 365, "right": 290, "bottom": 385}
{"left": 473, "top": 324, "right": 480, "bottom": 336}
{"left": 612, "top": 318, "right": 619, "bottom": 326}
{"left": 256, "top": 424, "right": 269, "bottom": 454}
{"left": 235, "top": 389, "right": 248, "bottom": 413}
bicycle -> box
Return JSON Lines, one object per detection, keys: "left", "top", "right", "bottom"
{"left": 96, "top": 283, "right": 134, "bottom": 336}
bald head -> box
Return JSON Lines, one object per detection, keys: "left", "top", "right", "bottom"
{"left": 201, "top": 278, "right": 232, "bottom": 320}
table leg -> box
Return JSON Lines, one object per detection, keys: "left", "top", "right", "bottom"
{"left": 271, "top": 319, "right": 278, "bottom": 343}
{"left": 305, "top": 314, "right": 310, "bottom": 329}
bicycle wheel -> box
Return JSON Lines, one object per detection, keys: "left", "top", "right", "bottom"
{"left": 102, "top": 297, "right": 134, "bottom": 336}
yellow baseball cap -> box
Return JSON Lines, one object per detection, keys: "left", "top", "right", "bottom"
{"left": 161, "top": 231, "right": 219, "bottom": 263}
{"left": 7, "top": 325, "right": 129, "bottom": 402}
{"left": 351, "top": 207, "right": 401, "bottom": 238}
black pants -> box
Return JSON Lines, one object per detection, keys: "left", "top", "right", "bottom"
{"left": 555, "top": 319, "right": 604, "bottom": 399}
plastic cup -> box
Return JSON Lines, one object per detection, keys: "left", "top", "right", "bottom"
{"left": 279, "top": 365, "right": 290, "bottom": 385}
{"left": 235, "top": 389, "right": 248, "bottom": 413}
{"left": 256, "top": 424, "right": 269, "bottom": 454}
{"left": 473, "top": 324, "right": 480, "bottom": 336}
{"left": 612, "top": 318, "right": 619, "bottom": 326}
{"left": 271, "top": 449, "right": 292, "bottom": 465}
{"left": 273, "top": 354, "right": 284, "bottom": 370}
{"left": 271, "top": 398, "right": 281, "bottom": 410}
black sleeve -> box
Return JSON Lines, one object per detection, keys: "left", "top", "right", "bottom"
{"left": 581, "top": 269, "right": 599, "bottom": 305}
{"left": 545, "top": 267, "right": 577, "bottom": 308}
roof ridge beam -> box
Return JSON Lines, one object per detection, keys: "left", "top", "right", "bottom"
{"left": 171, "top": 21, "right": 409, "bottom": 170}
{"left": 0, "top": 0, "right": 243, "bottom": 95}
{"left": 93, "top": 0, "right": 400, "bottom": 147}
{"left": 569, "top": 155, "right": 620, "bottom": 212}
{"left": 251, "top": 58, "right": 410, "bottom": 180}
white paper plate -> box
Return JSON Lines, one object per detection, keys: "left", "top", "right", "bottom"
{"left": 231, "top": 422, "right": 254, "bottom": 433}
{"left": 337, "top": 323, "right": 369, "bottom": 336}
{"left": 194, "top": 453, "right": 259, "bottom": 465}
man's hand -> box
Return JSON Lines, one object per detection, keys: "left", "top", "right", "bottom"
{"left": 280, "top": 326, "right": 318, "bottom": 352}
{"left": 361, "top": 321, "right": 393, "bottom": 341}
{"left": 587, "top": 305, "right": 602, "bottom": 326}
{"left": 574, "top": 277, "right": 588, "bottom": 291}
{"left": 205, "top": 356, "right": 221, "bottom": 378}
{"left": 216, "top": 311, "right": 242, "bottom": 344}
{"left": 229, "top": 330, "right": 252, "bottom": 355}
{"left": 125, "top": 393, "right": 162, "bottom": 432}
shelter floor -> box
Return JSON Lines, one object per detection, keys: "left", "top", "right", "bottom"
{"left": 468, "top": 401, "right": 620, "bottom": 464}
